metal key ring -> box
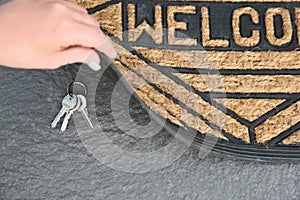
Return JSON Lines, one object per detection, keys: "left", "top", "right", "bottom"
{"left": 68, "top": 82, "right": 87, "bottom": 97}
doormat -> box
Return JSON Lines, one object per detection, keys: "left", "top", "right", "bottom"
{"left": 74, "top": 0, "right": 300, "bottom": 161}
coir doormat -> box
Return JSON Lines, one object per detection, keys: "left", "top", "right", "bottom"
{"left": 74, "top": 0, "right": 300, "bottom": 161}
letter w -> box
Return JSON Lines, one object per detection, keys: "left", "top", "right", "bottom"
{"left": 127, "top": 4, "right": 163, "bottom": 44}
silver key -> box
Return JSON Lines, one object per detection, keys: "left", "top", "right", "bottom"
{"left": 51, "top": 94, "right": 77, "bottom": 128}
{"left": 77, "top": 94, "right": 94, "bottom": 128}
{"left": 60, "top": 95, "right": 81, "bottom": 132}
{"left": 60, "top": 110, "right": 74, "bottom": 132}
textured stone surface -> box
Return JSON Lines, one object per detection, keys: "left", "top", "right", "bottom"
{"left": 1, "top": 64, "right": 300, "bottom": 200}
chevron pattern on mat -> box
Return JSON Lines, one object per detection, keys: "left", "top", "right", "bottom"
{"left": 74, "top": 0, "right": 300, "bottom": 147}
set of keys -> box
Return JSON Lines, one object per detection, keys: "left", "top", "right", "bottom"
{"left": 51, "top": 82, "right": 94, "bottom": 132}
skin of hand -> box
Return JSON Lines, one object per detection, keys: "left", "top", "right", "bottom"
{"left": 0, "top": 0, "right": 116, "bottom": 69}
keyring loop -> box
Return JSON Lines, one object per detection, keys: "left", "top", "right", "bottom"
{"left": 67, "top": 81, "right": 87, "bottom": 97}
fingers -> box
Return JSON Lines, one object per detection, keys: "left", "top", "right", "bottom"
{"left": 52, "top": 46, "right": 92, "bottom": 66}
{"left": 49, "top": 0, "right": 117, "bottom": 69}
{"left": 51, "top": 47, "right": 102, "bottom": 71}
{"left": 50, "top": 0, "right": 98, "bottom": 27}
{"left": 60, "top": 0, "right": 88, "bottom": 14}
{"left": 60, "top": 24, "right": 103, "bottom": 48}
{"left": 51, "top": 44, "right": 118, "bottom": 71}
{"left": 94, "top": 37, "right": 117, "bottom": 59}
{"left": 60, "top": 22, "right": 117, "bottom": 58}
{"left": 72, "top": 12, "right": 100, "bottom": 28}
{"left": 50, "top": 0, "right": 117, "bottom": 59}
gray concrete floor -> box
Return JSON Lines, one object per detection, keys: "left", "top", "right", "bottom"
{"left": 0, "top": 65, "right": 299, "bottom": 200}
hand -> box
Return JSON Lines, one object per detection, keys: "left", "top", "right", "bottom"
{"left": 0, "top": 0, "right": 116, "bottom": 69}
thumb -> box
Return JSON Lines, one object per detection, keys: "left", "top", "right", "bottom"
{"left": 52, "top": 47, "right": 101, "bottom": 71}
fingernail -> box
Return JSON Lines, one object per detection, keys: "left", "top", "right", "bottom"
{"left": 88, "top": 61, "right": 101, "bottom": 71}
{"left": 85, "top": 50, "right": 101, "bottom": 71}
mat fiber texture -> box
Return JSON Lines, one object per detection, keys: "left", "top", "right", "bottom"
{"left": 74, "top": 0, "right": 300, "bottom": 158}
